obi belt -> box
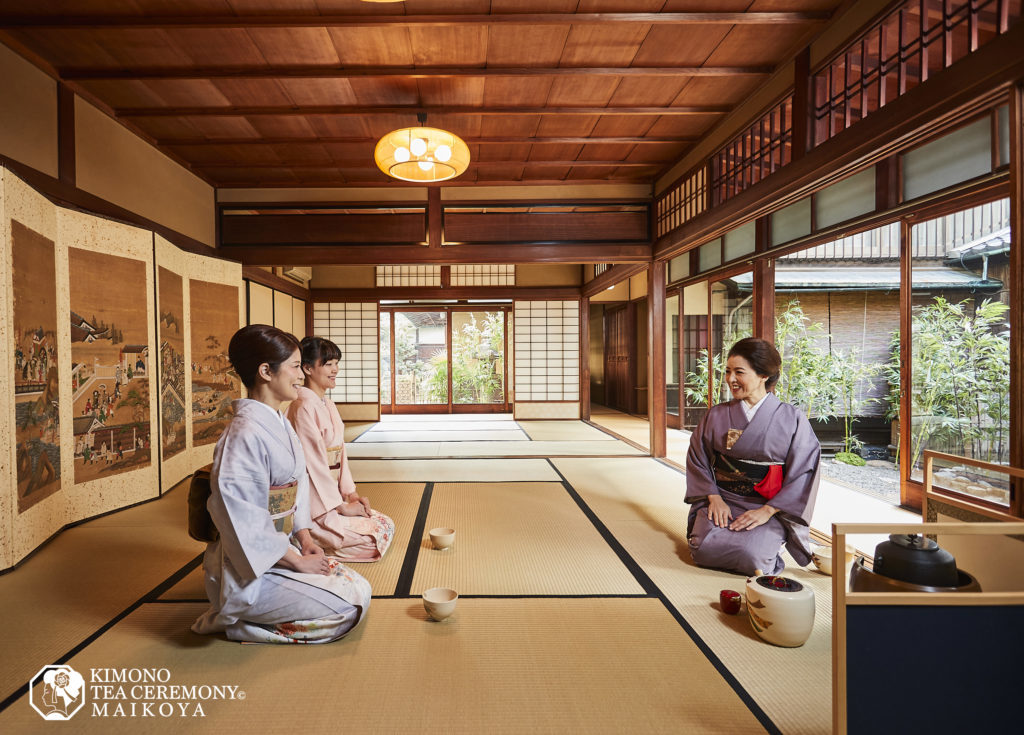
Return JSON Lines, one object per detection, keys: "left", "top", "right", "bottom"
{"left": 712, "top": 452, "right": 784, "bottom": 500}
{"left": 268, "top": 480, "right": 298, "bottom": 535}
{"left": 326, "top": 445, "right": 343, "bottom": 471}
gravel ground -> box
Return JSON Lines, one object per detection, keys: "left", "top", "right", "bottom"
{"left": 820, "top": 457, "right": 901, "bottom": 504}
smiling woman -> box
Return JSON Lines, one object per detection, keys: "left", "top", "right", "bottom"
{"left": 684, "top": 337, "right": 821, "bottom": 577}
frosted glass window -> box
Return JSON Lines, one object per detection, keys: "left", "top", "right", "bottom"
{"left": 723, "top": 221, "right": 756, "bottom": 262}
{"left": 903, "top": 117, "right": 992, "bottom": 201}
{"left": 669, "top": 253, "right": 690, "bottom": 283}
{"left": 815, "top": 167, "right": 875, "bottom": 229}
{"left": 997, "top": 105, "right": 1009, "bottom": 167}
{"left": 771, "top": 197, "right": 811, "bottom": 246}
{"left": 698, "top": 239, "right": 722, "bottom": 272}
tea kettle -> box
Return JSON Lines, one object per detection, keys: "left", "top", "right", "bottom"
{"left": 849, "top": 533, "right": 981, "bottom": 593}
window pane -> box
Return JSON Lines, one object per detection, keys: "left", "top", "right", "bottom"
{"left": 667, "top": 294, "right": 680, "bottom": 416}
{"left": 379, "top": 311, "right": 391, "bottom": 405}
{"left": 451, "top": 311, "right": 505, "bottom": 404}
{"left": 394, "top": 311, "right": 448, "bottom": 404}
{"left": 909, "top": 198, "right": 1012, "bottom": 505}
{"left": 681, "top": 283, "right": 708, "bottom": 429}
{"left": 903, "top": 117, "right": 992, "bottom": 201}
{"left": 710, "top": 278, "right": 752, "bottom": 405}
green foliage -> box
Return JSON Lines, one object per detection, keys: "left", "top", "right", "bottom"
{"left": 774, "top": 301, "right": 839, "bottom": 422}
{"left": 835, "top": 451, "right": 866, "bottom": 466}
{"left": 892, "top": 297, "right": 1010, "bottom": 468}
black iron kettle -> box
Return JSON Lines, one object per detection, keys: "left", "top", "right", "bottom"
{"left": 872, "top": 534, "right": 959, "bottom": 587}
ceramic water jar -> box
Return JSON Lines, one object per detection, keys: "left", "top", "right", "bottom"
{"left": 745, "top": 574, "right": 815, "bottom": 647}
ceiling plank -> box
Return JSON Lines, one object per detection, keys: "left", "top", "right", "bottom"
{"left": 116, "top": 105, "right": 731, "bottom": 117}
{"left": 58, "top": 65, "right": 774, "bottom": 81}
{"left": 0, "top": 13, "right": 833, "bottom": 30}
{"left": 157, "top": 135, "right": 698, "bottom": 145}
{"left": 220, "top": 243, "right": 652, "bottom": 265}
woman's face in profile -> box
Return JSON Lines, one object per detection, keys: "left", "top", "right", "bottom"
{"left": 266, "top": 348, "right": 305, "bottom": 403}
{"left": 724, "top": 354, "right": 768, "bottom": 402}
{"left": 305, "top": 358, "right": 339, "bottom": 392}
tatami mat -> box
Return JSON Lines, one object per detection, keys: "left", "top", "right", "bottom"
{"left": 516, "top": 420, "right": 621, "bottom": 441}
{"left": 0, "top": 482, "right": 203, "bottom": 703}
{"left": 346, "top": 440, "right": 645, "bottom": 458}
{"left": 355, "top": 429, "right": 528, "bottom": 442}
{"left": 554, "top": 457, "right": 832, "bottom": 735}
{"left": 349, "top": 458, "right": 558, "bottom": 482}
{"left": 411, "top": 482, "right": 644, "bottom": 596}
{"left": 363, "top": 420, "right": 520, "bottom": 433}
{"left": 160, "top": 483, "right": 426, "bottom": 601}
{"left": 344, "top": 421, "right": 376, "bottom": 443}
{"left": 0, "top": 599, "right": 765, "bottom": 734}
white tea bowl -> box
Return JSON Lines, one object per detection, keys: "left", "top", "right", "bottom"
{"left": 422, "top": 587, "right": 458, "bottom": 621}
{"left": 429, "top": 527, "right": 456, "bottom": 550}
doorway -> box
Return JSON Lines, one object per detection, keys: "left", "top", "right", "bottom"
{"left": 380, "top": 306, "right": 510, "bottom": 414}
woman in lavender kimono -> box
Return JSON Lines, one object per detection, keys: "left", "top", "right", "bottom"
{"left": 685, "top": 338, "right": 820, "bottom": 576}
{"left": 192, "top": 325, "right": 371, "bottom": 644}
{"left": 287, "top": 337, "right": 394, "bottom": 561}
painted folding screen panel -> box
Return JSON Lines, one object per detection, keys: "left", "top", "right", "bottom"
{"left": 190, "top": 280, "right": 241, "bottom": 446}
{"left": 157, "top": 267, "right": 186, "bottom": 461}
{"left": 11, "top": 220, "right": 61, "bottom": 512}
{"left": 68, "top": 248, "right": 152, "bottom": 483}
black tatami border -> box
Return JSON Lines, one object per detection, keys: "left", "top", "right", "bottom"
{"left": 544, "top": 458, "right": 783, "bottom": 735}
{"left": 393, "top": 482, "right": 435, "bottom": 598}
{"left": 0, "top": 552, "right": 204, "bottom": 715}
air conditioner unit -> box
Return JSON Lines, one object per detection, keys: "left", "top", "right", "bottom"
{"left": 281, "top": 266, "right": 312, "bottom": 285}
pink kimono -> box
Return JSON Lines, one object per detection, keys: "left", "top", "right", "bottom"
{"left": 287, "top": 386, "right": 394, "bottom": 561}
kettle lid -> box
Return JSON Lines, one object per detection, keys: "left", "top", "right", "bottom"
{"left": 888, "top": 534, "right": 939, "bottom": 552}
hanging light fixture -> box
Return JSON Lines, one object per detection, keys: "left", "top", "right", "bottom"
{"left": 375, "top": 115, "right": 470, "bottom": 183}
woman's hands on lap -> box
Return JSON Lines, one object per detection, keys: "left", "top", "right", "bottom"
{"left": 296, "top": 529, "right": 324, "bottom": 558}
{"left": 728, "top": 505, "right": 777, "bottom": 532}
{"left": 707, "top": 495, "right": 732, "bottom": 527}
{"left": 340, "top": 499, "right": 370, "bottom": 517}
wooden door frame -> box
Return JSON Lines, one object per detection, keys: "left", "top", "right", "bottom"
{"left": 380, "top": 305, "right": 511, "bottom": 414}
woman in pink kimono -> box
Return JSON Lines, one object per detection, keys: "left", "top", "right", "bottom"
{"left": 685, "top": 337, "right": 820, "bottom": 576}
{"left": 287, "top": 337, "right": 394, "bottom": 561}
{"left": 192, "top": 325, "right": 371, "bottom": 644}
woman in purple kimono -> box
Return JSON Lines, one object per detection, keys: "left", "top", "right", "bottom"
{"left": 192, "top": 325, "right": 371, "bottom": 643}
{"left": 685, "top": 337, "right": 820, "bottom": 576}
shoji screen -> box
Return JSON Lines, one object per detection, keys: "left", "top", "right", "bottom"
{"left": 513, "top": 300, "right": 580, "bottom": 419}
{"left": 311, "top": 302, "right": 380, "bottom": 420}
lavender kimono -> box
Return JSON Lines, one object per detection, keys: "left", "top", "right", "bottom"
{"left": 192, "top": 399, "right": 371, "bottom": 643}
{"left": 685, "top": 393, "right": 820, "bottom": 575}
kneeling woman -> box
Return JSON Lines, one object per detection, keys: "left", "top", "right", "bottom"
{"left": 286, "top": 337, "right": 394, "bottom": 561}
{"left": 685, "top": 337, "right": 820, "bottom": 576}
{"left": 192, "top": 325, "right": 371, "bottom": 643}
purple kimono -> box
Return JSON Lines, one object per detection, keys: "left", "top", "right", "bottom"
{"left": 685, "top": 393, "right": 820, "bottom": 575}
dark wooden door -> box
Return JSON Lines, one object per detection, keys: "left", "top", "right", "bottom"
{"left": 604, "top": 304, "right": 633, "bottom": 413}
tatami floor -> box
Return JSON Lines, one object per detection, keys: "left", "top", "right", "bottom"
{"left": 0, "top": 412, "right": 883, "bottom": 734}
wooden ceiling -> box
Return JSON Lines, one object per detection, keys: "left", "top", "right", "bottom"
{"left": 0, "top": 1, "right": 843, "bottom": 189}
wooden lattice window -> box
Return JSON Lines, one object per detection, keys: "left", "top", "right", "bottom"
{"left": 813, "top": 0, "right": 1021, "bottom": 146}
{"left": 709, "top": 96, "right": 793, "bottom": 206}
{"left": 655, "top": 167, "right": 707, "bottom": 238}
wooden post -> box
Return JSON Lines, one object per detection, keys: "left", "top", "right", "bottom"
{"left": 427, "top": 187, "right": 442, "bottom": 248}
{"left": 899, "top": 218, "right": 920, "bottom": 510}
{"left": 580, "top": 296, "right": 591, "bottom": 421}
{"left": 648, "top": 261, "right": 667, "bottom": 457}
{"left": 1009, "top": 83, "right": 1024, "bottom": 517}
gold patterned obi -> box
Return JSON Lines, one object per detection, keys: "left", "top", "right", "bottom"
{"left": 268, "top": 480, "right": 298, "bottom": 535}
{"left": 326, "top": 445, "right": 343, "bottom": 470}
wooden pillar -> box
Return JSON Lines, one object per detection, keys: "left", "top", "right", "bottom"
{"left": 580, "top": 297, "right": 591, "bottom": 420}
{"left": 898, "top": 218, "right": 920, "bottom": 510}
{"left": 648, "top": 261, "right": 667, "bottom": 457}
{"left": 427, "top": 187, "right": 442, "bottom": 248}
{"left": 752, "top": 217, "right": 775, "bottom": 343}
{"left": 1009, "top": 83, "right": 1024, "bottom": 517}
{"left": 625, "top": 299, "right": 637, "bottom": 415}
{"left": 791, "top": 47, "right": 812, "bottom": 162}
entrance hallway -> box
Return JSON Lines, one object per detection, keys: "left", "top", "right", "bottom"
{"left": 1, "top": 414, "right": 861, "bottom": 734}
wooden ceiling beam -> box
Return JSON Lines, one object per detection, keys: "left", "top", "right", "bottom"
{"left": 61, "top": 65, "right": 773, "bottom": 81}
{"left": 220, "top": 243, "right": 651, "bottom": 266}
{"left": 217, "top": 179, "right": 653, "bottom": 188}
{"left": 159, "top": 136, "right": 696, "bottom": 146}
{"left": 314, "top": 286, "right": 581, "bottom": 300}
{"left": 0, "top": 13, "right": 832, "bottom": 30}
{"left": 581, "top": 263, "right": 650, "bottom": 296}
{"left": 197, "top": 160, "right": 661, "bottom": 169}
{"left": 118, "top": 105, "right": 730, "bottom": 117}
